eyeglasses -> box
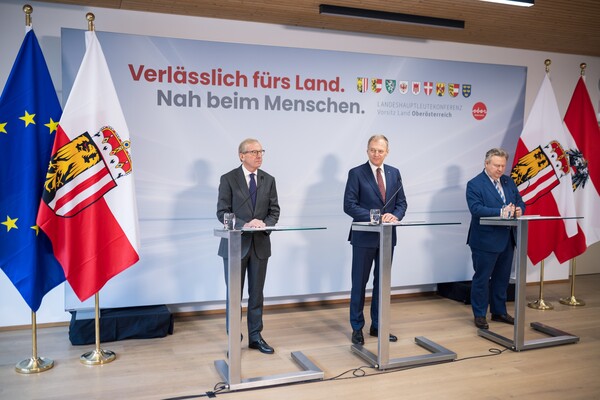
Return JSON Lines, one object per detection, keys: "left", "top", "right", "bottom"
{"left": 243, "top": 150, "right": 265, "bottom": 156}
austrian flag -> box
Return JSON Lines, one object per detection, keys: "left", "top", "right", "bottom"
{"left": 37, "top": 31, "right": 140, "bottom": 302}
{"left": 510, "top": 74, "right": 578, "bottom": 265}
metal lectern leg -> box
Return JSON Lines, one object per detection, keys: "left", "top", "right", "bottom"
{"left": 351, "top": 224, "right": 456, "bottom": 370}
{"left": 213, "top": 229, "right": 324, "bottom": 391}
{"left": 477, "top": 219, "right": 579, "bottom": 351}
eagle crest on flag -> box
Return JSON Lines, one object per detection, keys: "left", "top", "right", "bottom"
{"left": 42, "top": 126, "right": 132, "bottom": 217}
{"left": 566, "top": 148, "right": 589, "bottom": 192}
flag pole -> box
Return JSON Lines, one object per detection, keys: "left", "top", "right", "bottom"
{"left": 80, "top": 292, "right": 116, "bottom": 365}
{"left": 528, "top": 259, "right": 554, "bottom": 310}
{"left": 526, "top": 60, "right": 555, "bottom": 311}
{"left": 16, "top": 311, "right": 54, "bottom": 373}
{"left": 77, "top": 13, "right": 116, "bottom": 365}
{"left": 560, "top": 258, "right": 585, "bottom": 306}
{"left": 14, "top": 4, "right": 54, "bottom": 375}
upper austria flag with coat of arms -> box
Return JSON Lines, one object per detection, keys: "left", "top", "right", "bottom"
{"left": 37, "top": 31, "right": 140, "bottom": 302}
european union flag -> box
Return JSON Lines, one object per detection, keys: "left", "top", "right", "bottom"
{"left": 0, "top": 29, "right": 66, "bottom": 312}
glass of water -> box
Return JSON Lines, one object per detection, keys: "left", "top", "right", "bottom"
{"left": 370, "top": 209, "right": 381, "bottom": 225}
{"left": 223, "top": 213, "right": 236, "bottom": 230}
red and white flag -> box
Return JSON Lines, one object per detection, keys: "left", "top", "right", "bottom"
{"left": 510, "top": 74, "right": 578, "bottom": 265}
{"left": 37, "top": 31, "right": 140, "bottom": 301}
{"left": 555, "top": 76, "right": 600, "bottom": 261}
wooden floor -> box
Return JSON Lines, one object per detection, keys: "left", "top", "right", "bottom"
{"left": 1, "top": 275, "right": 599, "bottom": 400}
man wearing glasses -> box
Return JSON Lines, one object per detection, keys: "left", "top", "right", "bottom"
{"left": 343, "top": 135, "right": 407, "bottom": 345}
{"left": 217, "top": 138, "right": 280, "bottom": 354}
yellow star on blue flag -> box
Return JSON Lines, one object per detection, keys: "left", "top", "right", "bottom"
{"left": 0, "top": 29, "right": 65, "bottom": 311}
{"left": 1, "top": 215, "right": 19, "bottom": 232}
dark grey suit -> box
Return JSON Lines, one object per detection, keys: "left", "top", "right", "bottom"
{"left": 217, "top": 166, "right": 280, "bottom": 342}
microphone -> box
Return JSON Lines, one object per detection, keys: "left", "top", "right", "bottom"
{"left": 381, "top": 176, "right": 403, "bottom": 211}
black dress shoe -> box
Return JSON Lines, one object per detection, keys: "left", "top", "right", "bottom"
{"left": 249, "top": 338, "right": 274, "bottom": 354}
{"left": 474, "top": 316, "right": 489, "bottom": 329}
{"left": 351, "top": 329, "right": 364, "bottom": 345}
{"left": 369, "top": 327, "right": 398, "bottom": 342}
{"left": 491, "top": 314, "right": 515, "bottom": 325}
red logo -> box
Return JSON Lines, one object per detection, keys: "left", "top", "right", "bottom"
{"left": 472, "top": 102, "right": 487, "bottom": 120}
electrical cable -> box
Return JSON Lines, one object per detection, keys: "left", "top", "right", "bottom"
{"left": 160, "top": 346, "right": 508, "bottom": 399}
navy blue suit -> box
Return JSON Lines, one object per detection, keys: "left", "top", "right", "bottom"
{"left": 466, "top": 171, "right": 525, "bottom": 318}
{"left": 344, "top": 162, "right": 407, "bottom": 331}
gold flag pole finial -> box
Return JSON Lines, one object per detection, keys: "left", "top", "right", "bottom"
{"left": 23, "top": 4, "right": 33, "bottom": 27}
{"left": 580, "top": 63, "right": 587, "bottom": 77}
{"left": 544, "top": 59, "right": 551, "bottom": 74}
{"left": 86, "top": 12, "right": 95, "bottom": 31}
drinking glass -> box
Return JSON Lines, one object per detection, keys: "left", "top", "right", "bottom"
{"left": 500, "top": 205, "right": 512, "bottom": 219}
{"left": 370, "top": 209, "right": 381, "bottom": 225}
{"left": 223, "top": 213, "right": 236, "bottom": 230}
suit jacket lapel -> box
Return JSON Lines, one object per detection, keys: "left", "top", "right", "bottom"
{"left": 384, "top": 166, "right": 394, "bottom": 202}
{"left": 482, "top": 171, "right": 503, "bottom": 205}
{"left": 234, "top": 166, "right": 254, "bottom": 214}
{"left": 362, "top": 162, "right": 384, "bottom": 203}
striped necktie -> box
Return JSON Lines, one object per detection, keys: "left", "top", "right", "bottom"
{"left": 494, "top": 180, "right": 505, "bottom": 204}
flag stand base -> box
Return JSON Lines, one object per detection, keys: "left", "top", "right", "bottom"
{"left": 80, "top": 348, "right": 116, "bottom": 365}
{"left": 559, "top": 259, "right": 585, "bottom": 307}
{"left": 15, "top": 357, "right": 54, "bottom": 374}
{"left": 528, "top": 299, "right": 554, "bottom": 310}
{"left": 528, "top": 259, "right": 553, "bottom": 310}
{"left": 559, "top": 296, "right": 585, "bottom": 307}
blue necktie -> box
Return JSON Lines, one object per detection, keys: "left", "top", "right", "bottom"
{"left": 494, "top": 180, "right": 505, "bottom": 204}
{"left": 249, "top": 173, "right": 257, "bottom": 209}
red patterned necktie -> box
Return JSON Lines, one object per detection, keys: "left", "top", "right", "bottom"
{"left": 376, "top": 168, "right": 386, "bottom": 203}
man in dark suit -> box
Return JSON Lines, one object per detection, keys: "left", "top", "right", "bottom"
{"left": 217, "top": 138, "right": 280, "bottom": 354}
{"left": 466, "top": 148, "right": 525, "bottom": 329}
{"left": 343, "top": 135, "right": 408, "bottom": 345}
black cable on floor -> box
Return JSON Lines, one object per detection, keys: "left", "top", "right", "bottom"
{"left": 161, "top": 346, "right": 508, "bottom": 399}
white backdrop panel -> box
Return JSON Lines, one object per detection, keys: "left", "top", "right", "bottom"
{"left": 61, "top": 29, "right": 526, "bottom": 310}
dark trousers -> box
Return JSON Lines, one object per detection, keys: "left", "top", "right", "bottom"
{"left": 470, "top": 240, "right": 514, "bottom": 317}
{"left": 223, "top": 244, "right": 268, "bottom": 343}
{"left": 350, "top": 245, "right": 394, "bottom": 331}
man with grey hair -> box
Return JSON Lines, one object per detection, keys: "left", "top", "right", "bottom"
{"left": 466, "top": 148, "right": 525, "bottom": 329}
{"left": 217, "top": 138, "right": 280, "bottom": 354}
{"left": 344, "top": 134, "right": 408, "bottom": 345}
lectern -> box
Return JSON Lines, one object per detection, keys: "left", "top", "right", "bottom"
{"left": 478, "top": 216, "right": 581, "bottom": 351}
{"left": 350, "top": 221, "right": 460, "bottom": 370}
{"left": 213, "top": 226, "right": 325, "bottom": 391}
